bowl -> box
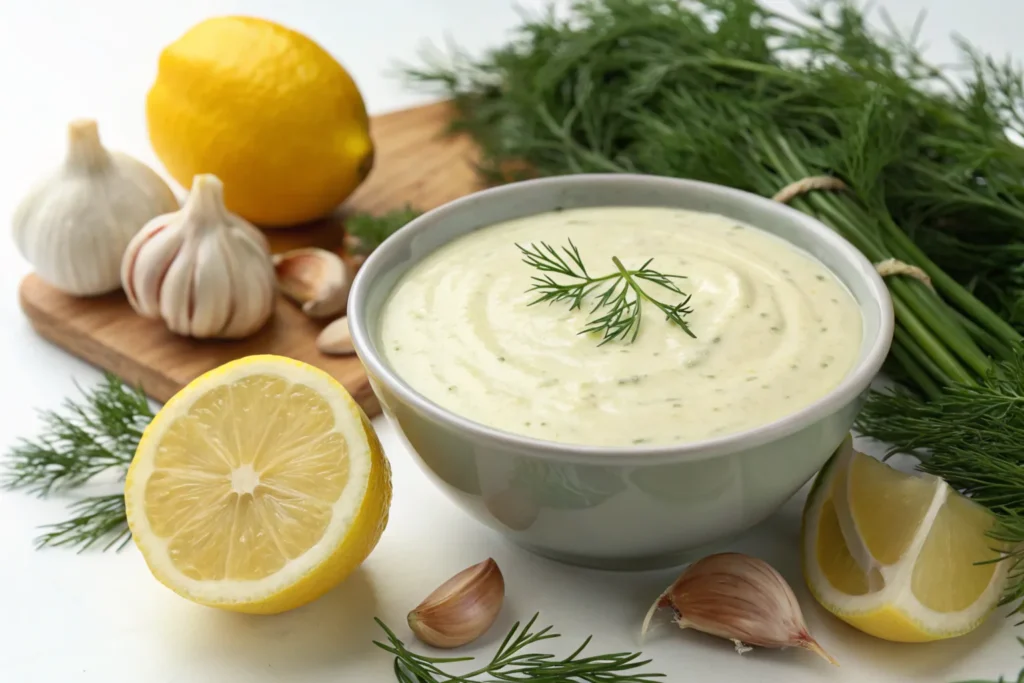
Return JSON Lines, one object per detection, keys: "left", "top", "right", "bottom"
{"left": 348, "top": 174, "right": 894, "bottom": 570}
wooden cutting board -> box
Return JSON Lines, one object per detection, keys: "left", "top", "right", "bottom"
{"left": 17, "top": 101, "right": 482, "bottom": 415}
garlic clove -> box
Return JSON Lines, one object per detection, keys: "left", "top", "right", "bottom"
{"left": 317, "top": 316, "right": 356, "bottom": 356}
{"left": 274, "top": 247, "right": 351, "bottom": 319}
{"left": 408, "top": 558, "right": 505, "bottom": 649}
{"left": 220, "top": 237, "right": 277, "bottom": 339}
{"left": 158, "top": 237, "right": 199, "bottom": 336}
{"left": 121, "top": 219, "right": 183, "bottom": 317}
{"left": 191, "top": 235, "right": 238, "bottom": 337}
{"left": 641, "top": 552, "right": 837, "bottom": 665}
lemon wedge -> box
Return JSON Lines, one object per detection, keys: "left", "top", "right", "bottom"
{"left": 125, "top": 355, "right": 392, "bottom": 614}
{"left": 801, "top": 437, "right": 1008, "bottom": 642}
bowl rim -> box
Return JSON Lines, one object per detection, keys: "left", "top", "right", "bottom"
{"left": 348, "top": 173, "right": 895, "bottom": 466}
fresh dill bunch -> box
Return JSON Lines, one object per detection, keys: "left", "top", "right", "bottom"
{"left": 517, "top": 239, "right": 695, "bottom": 344}
{"left": 2, "top": 373, "right": 153, "bottom": 551}
{"left": 856, "top": 351, "right": 1024, "bottom": 615}
{"left": 345, "top": 205, "right": 423, "bottom": 255}
{"left": 373, "top": 612, "right": 664, "bottom": 682}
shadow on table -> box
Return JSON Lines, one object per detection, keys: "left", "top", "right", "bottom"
{"left": 825, "top": 606, "right": 1008, "bottom": 679}
{"left": 164, "top": 568, "right": 380, "bottom": 675}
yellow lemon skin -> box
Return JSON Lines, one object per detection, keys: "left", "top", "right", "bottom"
{"left": 815, "top": 602, "right": 982, "bottom": 644}
{"left": 146, "top": 17, "right": 374, "bottom": 226}
{"left": 124, "top": 355, "right": 392, "bottom": 614}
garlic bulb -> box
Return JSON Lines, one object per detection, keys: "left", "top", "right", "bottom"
{"left": 121, "top": 174, "right": 275, "bottom": 339}
{"left": 12, "top": 119, "right": 179, "bottom": 296}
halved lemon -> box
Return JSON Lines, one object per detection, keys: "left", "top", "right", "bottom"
{"left": 125, "top": 355, "right": 392, "bottom": 614}
{"left": 801, "top": 436, "right": 1008, "bottom": 642}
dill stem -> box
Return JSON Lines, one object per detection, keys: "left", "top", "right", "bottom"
{"left": 887, "top": 279, "right": 986, "bottom": 381}
{"left": 893, "top": 278, "right": 985, "bottom": 365}
{"left": 819, "top": 195, "right": 993, "bottom": 378}
{"left": 889, "top": 339, "right": 943, "bottom": 401}
{"left": 953, "top": 310, "right": 1015, "bottom": 361}
{"left": 894, "top": 326, "right": 952, "bottom": 387}
{"left": 890, "top": 292, "right": 976, "bottom": 385}
{"left": 804, "top": 196, "right": 975, "bottom": 384}
{"left": 757, "top": 131, "right": 978, "bottom": 387}
{"left": 884, "top": 223, "right": 1024, "bottom": 347}
{"left": 613, "top": 256, "right": 652, "bottom": 307}
{"left": 815, "top": 191, "right": 984, "bottom": 373}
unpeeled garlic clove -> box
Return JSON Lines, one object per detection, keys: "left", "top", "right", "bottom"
{"left": 641, "top": 552, "right": 837, "bottom": 665}
{"left": 317, "top": 316, "right": 355, "bottom": 356}
{"left": 408, "top": 558, "right": 505, "bottom": 649}
{"left": 274, "top": 247, "right": 351, "bottom": 319}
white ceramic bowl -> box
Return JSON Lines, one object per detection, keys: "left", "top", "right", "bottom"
{"left": 348, "top": 174, "right": 894, "bottom": 570}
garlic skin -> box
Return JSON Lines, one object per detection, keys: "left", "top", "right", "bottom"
{"left": 12, "top": 119, "right": 179, "bottom": 296}
{"left": 274, "top": 247, "right": 351, "bottom": 318}
{"left": 121, "top": 174, "right": 275, "bottom": 339}
{"left": 408, "top": 558, "right": 505, "bottom": 649}
{"left": 642, "top": 552, "right": 837, "bottom": 665}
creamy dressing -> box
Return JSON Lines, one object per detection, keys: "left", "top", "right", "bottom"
{"left": 380, "top": 206, "right": 863, "bottom": 447}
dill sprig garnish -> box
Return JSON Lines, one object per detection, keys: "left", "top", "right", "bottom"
{"left": 517, "top": 239, "right": 695, "bottom": 344}
{"left": 373, "top": 613, "right": 664, "bottom": 682}
{"left": 2, "top": 374, "right": 152, "bottom": 551}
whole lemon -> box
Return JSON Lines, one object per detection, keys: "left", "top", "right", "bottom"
{"left": 147, "top": 16, "right": 374, "bottom": 226}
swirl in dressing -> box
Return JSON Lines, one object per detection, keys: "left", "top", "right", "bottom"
{"left": 380, "top": 207, "right": 863, "bottom": 447}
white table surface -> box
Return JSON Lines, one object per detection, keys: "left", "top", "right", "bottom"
{"left": 1, "top": 1, "right": 1022, "bottom": 681}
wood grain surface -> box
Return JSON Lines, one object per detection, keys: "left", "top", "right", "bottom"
{"left": 17, "top": 101, "right": 482, "bottom": 412}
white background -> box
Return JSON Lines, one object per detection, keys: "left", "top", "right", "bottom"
{"left": 1, "top": 1, "right": 1022, "bottom": 681}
